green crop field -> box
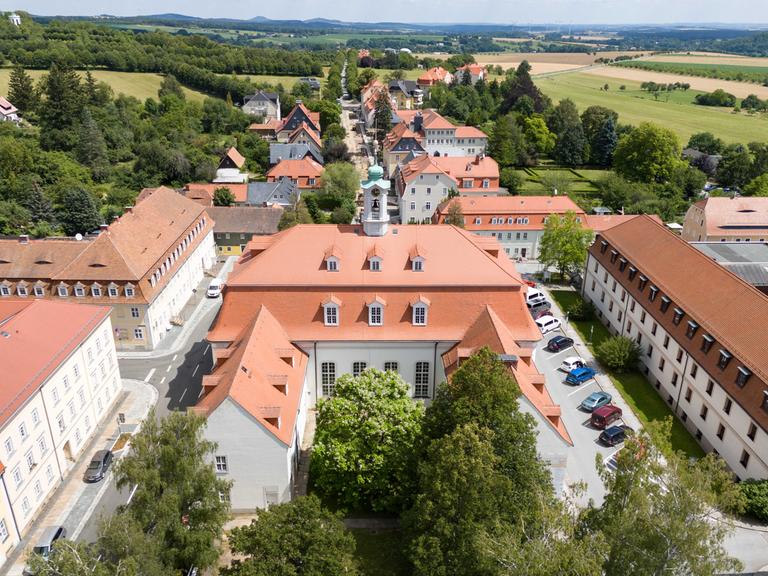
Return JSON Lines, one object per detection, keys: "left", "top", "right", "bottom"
{"left": 0, "top": 68, "right": 207, "bottom": 102}
{"left": 537, "top": 72, "right": 768, "bottom": 143}
{"left": 613, "top": 60, "right": 768, "bottom": 84}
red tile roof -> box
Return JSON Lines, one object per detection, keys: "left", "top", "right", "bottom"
{"left": 0, "top": 300, "right": 111, "bottom": 428}
{"left": 185, "top": 183, "right": 248, "bottom": 204}
{"left": 288, "top": 122, "right": 322, "bottom": 149}
{"left": 455, "top": 126, "right": 488, "bottom": 139}
{"left": 433, "top": 155, "right": 499, "bottom": 180}
{"left": 697, "top": 197, "right": 768, "bottom": 236}
{"left": 266, "top": 158, "right": 323, "bottom": 180}
{"left": 222, "top": 147, "right": 246, "bottom": 169}
{"left": 585, "top": 214, "right": 660, "bottom": 232}
{"left": 417, "top": 67, "right": 451, "bottom": 85}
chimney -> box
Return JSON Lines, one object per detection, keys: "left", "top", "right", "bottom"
{"left": 474, "top": 154, "right": 481, "bottom": 165}
{"left": 18, "top": 234, "right": 29, "bottom": 244}
{"left": 99, "top": 224, "right": 109, "bottom": 233}
{"left": 124, "top": 206, "right": 133, "bottom": 214}
{"left": 413, "top": 112, "right": 423, "bottom": 133}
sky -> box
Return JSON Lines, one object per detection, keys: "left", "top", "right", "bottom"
{"left": 6, "top": 0, "right": 768, "bottom": 25}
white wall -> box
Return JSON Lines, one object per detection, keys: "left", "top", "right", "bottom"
{"left": 472, "top": 229, "right": 543, "bottom": 260}
{"left": 398, "top": 173, "right": 454, "bottom": 223}
{"left": 584, "top": 253, "right": 768, "bottom": 479}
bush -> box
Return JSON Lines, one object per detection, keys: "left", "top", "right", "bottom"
{"left": 566, "top": 298, "right": 594, "bottom": 321}
{"left": 595, "top": 336, "right": 641, "bottom": 373}
{"left": 740, "top": 480, "right": 768, "bottom": 521}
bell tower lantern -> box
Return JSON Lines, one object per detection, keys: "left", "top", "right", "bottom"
{"left": 361, "top": 164, "right": 390, "bottom": 237}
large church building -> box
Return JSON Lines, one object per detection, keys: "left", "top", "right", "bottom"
{"left": 193, "top": 165, "right": 570, "bottom": 511}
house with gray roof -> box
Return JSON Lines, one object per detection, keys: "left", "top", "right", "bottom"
{"left": 690, "top": 241, "right": 768, "bottom": 294}
{"left": 269, "top": 143, "right": 323, "bottom": 166}
{"left": 242, "top": 91, "right": 281, "bottom": 121}
{"left": 207, "top": 206, "right": 282, "bottom": 256}
{"left": 247, "top": 179, "right": 299, "bottom": 208}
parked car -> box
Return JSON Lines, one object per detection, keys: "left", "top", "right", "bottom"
{"left": 84, "top": 449, "right": 113, "bottom": 483}
{"left": 565, "top": 366, "right": 597, "bottom": 385}
{"left": 23, "top": 526, "right": 67, "bottom": 575}
{"left": 536, "top": 315, "right": 562, "bottom": 334}
{"left": 599, "top": 425, "right": 633, "bottom": 446}
{"left": 591, "top": 405, "right": 623, "bottom": 429}
{"left": 546, "top": 335, "right": 574, "bottom": 352}
{"left": 580, "top": 391, "right": 612, "bottom": 412}
{"left": 559, "top": 356, "right": 585, "bottom": 372}
{"left": 521, "top": 273, "right": 537, "bottom": 287}
{"left": 206, "top": 278, "right": 224, "bottom": 298}
{"left": 526, "top": 287, "right": 546, "bottom": 305}
{"left": 528, "top": 299, "right": 551, "bottom": 317}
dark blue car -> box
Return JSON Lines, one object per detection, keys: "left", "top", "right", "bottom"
{"left": 565, "top": 366, "right": 597, "bottom": 385}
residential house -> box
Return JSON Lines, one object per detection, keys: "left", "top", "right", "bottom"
{"left": 298, "top": 78, "right": 321, "bottom": 91}
{"left": 276, "top": 102, "right": 321, "bottom": 142}
{"left": 269, "top": 143, "right": 323, "bottom": 166}
{"left": 207, "top": 206, "right": 282, "bottom": 256}
{"left": 248, "top": 118, "right": 282, "bottom": 140}
{"left": 194, "top": 165, "right": 571, "bottom": 511}
{"left": 416, "top": 66, "right": 453, "bottom": 98}
{"left": 456, "top": 63, "right": 486, "bottom": 84}
{"left": 382, "top": 123, "right": 426, "bottom": 176}
{"left": 247, "top": 179, "right": 298, "bottom": 208}
{"left": 433, "top": 196, "right": 650, "bottom": 260}
{"left": 7, "top": 13, "right": 20, "bottom": 26}
{"left": 0, "top": 300, "right": 121, "bottom": 563}
{"left": 388, "top": 80, "right": 423, "bottom": 111}
{"left": 395, "top": 154, "right": 500, "bottom": 224}
{"left": 286, "top": 123, "right": 322, "bottom": 154}
{"left": 242, "top": 91, "right": 281, "bottom": 121}
{"left": 682, "top": 197, "right": 768, "bottom": 242}
{"left": 214, "top": 147, "right": 248, "bottom": 184}
{"left": 393, "top": 109, "right": 488, "bottom": 157}
{"left": 266, "top": 158, "right": 323, "bottom": 191}
{"left": 583, "top": 216, "right": 768, "bottom": 479}
{"left": 0, "top": 188, "right": 216, "bottom": 350}
{"left": 0, "top": 98, "right": 19, "bottom": 123}
{"left": 182, "top": 183, "right": 249, "bottom": 206}
{"left": 361, "top": 79, "right": 395, "bottom": 129}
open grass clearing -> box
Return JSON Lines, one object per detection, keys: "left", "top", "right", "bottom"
{"left": 351, "top": 528, "right": 410, "bottom": 576}
{"left": 550, "top": 290, "right": 706, "bottom": 459}
{"left": 0, "top": 68, "right": 207, "bottom": 102}
{"left": 538, "top": 71, "right": 768, "bottom": 143}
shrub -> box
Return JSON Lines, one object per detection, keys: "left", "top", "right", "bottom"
{"left": 740, "top": 480, "right": 768, "bottom": 522}
{"left": 595, "top": 336, "right": 641, "bottom": 373}
{"left": 566, "top": 298, "right": 594, "bottom": 321}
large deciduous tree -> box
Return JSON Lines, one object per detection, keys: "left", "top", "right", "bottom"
{"left": 310, "top": 369, "right": 424, "bottom": 512}
{"left": 114, "top": 410, "right": 231, "bottom": 573}
{"left": 319, "top": 161, "right": 359, "bottom": 203}
{"left": 213, "top": 186, "right": 236, "bottom": 206}
{"left": 613, "top": 122, "right": 684, "bottom": 183}
{"left": 538, "top": 211, "right": 594, "bottom": 279}
{"left": 224, "top": 495, "right": 359, "bottom": 576}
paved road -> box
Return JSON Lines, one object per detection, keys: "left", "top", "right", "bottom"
{"left": 77, "top": 482, "right": 132, "bottom": 544}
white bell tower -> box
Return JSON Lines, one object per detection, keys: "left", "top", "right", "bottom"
{"left": 361, "top": 164, "right": 390, "bottom": 237}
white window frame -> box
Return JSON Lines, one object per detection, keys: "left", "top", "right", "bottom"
{"left": 215, "top": 455, "right": 228, "bottom": 473}
{"left": 321, "top": 362, "right": 336, "bottom": 396}
{"left": 326, "top": 257, "right": 339, "bottom": 272}
{"left": 108, "top": 286, "right": 118, "bottom": 298}
{"left": 413, "top": 303, "right": 428, "bottom": 326}
{"left": 130, "top": 307, "right": 140, "bottom": 318}
{"left": 17, "top": 285, "right": 27, "bottom": 297}
{"left": 368, "top": 303, "right": 383, "bottom": 326}
{"left": 33, "top": 285, "right": 44, "bottom": 297}
{"left": 323, "top": 304, "right": 339, "bottom": 326}
{"left": 133, "top": 327, "right": 144, "bottom": 340}
{"left": 384, "top": 361, "right": 399, "bottom": 373}
{"left": 0, "top": 519, "right": 8, "bottom": 542}
{"left": 415, "top": 361, "right": 430, "bottom": 398}
{"left": 57, "top": 285, "right": 68, "bottom": 297}
{"left": 74, "top": 285, "right": 85, "bottom": 298}
{"left": 412, "top": 257, "right": 424, "bottom": 272}
{"left": 369, "top": 257, "right": 381, "bottom": 272}
{"left": 0, "top": 285, "right": 10, "bottom": 297}
{"left": 125, "top": 285, "right": 135, "bottom": 297}
{"left": 91, "top": 285, "right": 102, "bottom": 297}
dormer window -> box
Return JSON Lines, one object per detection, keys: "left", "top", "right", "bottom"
{"left": 660, "top": 296, "right": 671, "bottom": 312}
{"left": 610, "top": 250, "right": 618, "bottom": 264}
{"left": 16, "top": 285, "right": 27, "bottom": 297}
{"left": 57, "top": 284, "right": 68, "bottom": 297}
{"left": 736, "top": 366, "right": 752, "bottom": 388}
{"left": 672, "top": 308, "right": 684, "bottom": 325}
{"left": 0, "top": 284, "right": 9, "bottom": 297}
{"left": 125, "top": 285, "right": 135, "bottom": 297}
{"left": 619, "top": 258, "right": 627, "bottom": 272}
{"left": 638, "top": 275, "right": 647, "bottom": 291}
{"left": 33, "top": 285, "right": 44, "bottom": 297}
{"left": 108, "top": 285, "right": 118, "bottom": 298}
{"left": 600, "top": 241, "right": 608, "bottom": 254}
{"left": 369, "top": 257, "right": 381, "bottom": 272}
{"left": 74, "top": 285, "right": 86, "bottom": 298}
{"left": 412, "top": 297, "right": 429, "bottom": 326}
{"left": 686, "top": 321, "right": 698, "bottom": 339}
{"left": 718, "top": 349, "right": 732, "bottom": 370}
{"left": 701, "top": 334, "right": 714, "bottom": 353}
{"left": 628, "top": 267, "right": 637, "bottom": 280}
{"left": 412, "top": 257, "right": 424, "bottom": 272}
{"left": 648, "top": 286, "right": 658, "bottom": 302}
{"left": 326, "top": 256, "right": 339, "bottom": 272}
{"left": 322, "top": 297, "right": 341, "bottom": 326}
{"left": 368, "top": 301, "right": 384, "bottom": 326}
{"left": 91, "top": 285, "right": 102, "bottom": 297}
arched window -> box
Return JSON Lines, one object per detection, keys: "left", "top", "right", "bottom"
{"left": 413, "top": 302, "right": 428, "bottom": 326}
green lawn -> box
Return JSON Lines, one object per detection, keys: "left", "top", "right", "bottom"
{"left": 614, "top": 60, "right": 768, "bottom": 84}
{"left": 351, "top": 529, "right": 410, "bottom": 576}
{"left": 537, "top": 72, "right": 768, "bottom": 144}
{"left": 550, "top": 290, "right": 706, "bottom": 459}
{"left": 0, "top": 68, "right": 207, "bottom": 102}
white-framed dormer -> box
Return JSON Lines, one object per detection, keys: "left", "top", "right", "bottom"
{"left": 16, "top": 281, "right": 28, "bottom": 297}
{"left": 367, "top": 296, "right": 386, "bottom": 326}
{"left": 410, "top": 245, "right": 425, "bottom": 272}
{"left": 56, "top": 282, "right": 69, "bottom": 298}
{"left": 33, "top": 282, "right": 45, "bottom": 297}
{"left": 124, "top": 283, "right": 135, "bottom": 298}
{"left": 107, "top": 283, "right": 119, "bottom": 298}
{"left": 91, "top": 283, "right": 102, "bottom": 298}
{"left": 73, "top": 283, "right": 86, "bottom": 298}
{"left": 0, "top": 281, "right": 10, "bottom": 297}
{"left": 369, "top": 256, "right": 382, "bottom": 272}
{"left": 326, "top": 256, "right": 339, "bottom": 272}
{"left": 322, "top": 295, "right": 341, "bottom": 326}
{"left": 411, "top": 295, "right": 430, "bottom": 326}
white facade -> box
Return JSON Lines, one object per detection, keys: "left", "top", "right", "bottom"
{"left": 399, "top": 172, "right": 454, "bottom": 224}
{"left": 422, "top": 127, "right": 487, "bottom": 157}
{"left": 472, "top": 229, "right": 543, "bottom": 260}
{"left": 0, "top": 314, "right": 121, "bottom": 560}
{"left": 583, "top": 254, "right": 768, "bottom": 479}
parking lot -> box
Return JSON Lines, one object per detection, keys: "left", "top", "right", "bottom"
{"left": 530, "top": 286, "right": 642, "bottom": 506}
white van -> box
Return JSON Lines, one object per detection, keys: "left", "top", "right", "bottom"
{"left": 535, "top": 315, "right": 562, "bottom": 334}
{"left": 526, "top": 287, "right": 546, "bottom": 305}
{"left": 206, "top": 278, "right": 224, "bottom": 298}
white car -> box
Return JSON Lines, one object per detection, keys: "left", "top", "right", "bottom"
{"left": 559, "top": 356, "right": 586, "bottom": 372}
{"left": 535, "top": 315, "right": 561, "bottom": 334}
{"left": 526, "top": 287, "right": 546, "bottom": 305}
{"left": 206, "top": 279, "right": 224, "bottom": 298}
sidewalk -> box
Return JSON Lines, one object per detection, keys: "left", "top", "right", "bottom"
{"left": 117, "top": 257, "right": 235, "bottom": 361}
{"left": 2, "top": 380, "right": 157, "bottom": 576}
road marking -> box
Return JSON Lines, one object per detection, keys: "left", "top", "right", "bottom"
{"left": 179, "top": 387, "right": 187, "bottom": 403}
{"left": 172, "top": 354, "right": 178, "bottom": 362}
{"left": 143, "top": 368, "right": 155, "bottom": 382}
{"left": 204, "top": 344, "right": 210, "bottom": 355}
{"left": 192, "top": 363, "right": 200, "bottom": 377}
{"left": 127, "top": 483, "right": 138, "bottom": 505}
{"left": 160, "top": 377, "right": 166, "bottom": 385}
{"left": 166, "top": 364, "right": 172, "bottom": 373}
{"left": 568, "top": 380, "right": 596, "bottom": 396}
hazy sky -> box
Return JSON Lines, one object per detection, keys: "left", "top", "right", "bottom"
{"left": 7, "top": 0, "right": 768, "bottom": 24}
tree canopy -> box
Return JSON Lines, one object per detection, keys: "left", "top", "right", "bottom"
{"left": 538, "top": 211, "right": 594, "bottom": 279}
{"left": 613, "top": 122, "right": 684, "bottom": 183}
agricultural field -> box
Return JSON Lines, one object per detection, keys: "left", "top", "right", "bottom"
{"left": 613, "top": 59, "right": 768, "bottom": 85}
{"left": 643, "top": 53, "right": 768, "bottom": 66}
{"left": 538, "top": 71, "right": 768, "bottom": 143}
{"left": 583, "top": 65, "right": 768, "bottom": 99}
{"left": 0, "top": 68, "right": 207, "bottom": 102}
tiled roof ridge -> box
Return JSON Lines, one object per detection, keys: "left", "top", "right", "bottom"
{"left": 57, "top": 232, "right": 140, "bottom": 281}
{"left": 603, "top": 214, "right": 768, "bottom": 380}
{"left": 451, "top": 225, "right": 524, "bottom": 284}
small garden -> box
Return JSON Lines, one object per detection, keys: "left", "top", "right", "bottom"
{"left": 551, "top": 289, "right": 705, "bottom": 458}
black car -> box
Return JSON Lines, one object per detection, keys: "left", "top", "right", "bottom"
{"left": 546, "top": 335, "right": 574, "bottom": 352}
{"left": 84, "top": 450, "right": 113, "bottom": 483}
{"left": 599, "top": 425, "right": 633, "bottom": 447}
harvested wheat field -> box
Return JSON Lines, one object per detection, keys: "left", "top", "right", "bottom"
{"left": 642, "top": 53, "right": 768, "bottom": 66}
{"left": 474, "top": 51, "right": 644, "bottom": 74}
{"left": 584, "top": 66, "right": 768, "bottom": 99}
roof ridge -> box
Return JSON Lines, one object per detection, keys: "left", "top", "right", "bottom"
{"left": 451, "top": 225, "right": 524, "bottom": 284}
